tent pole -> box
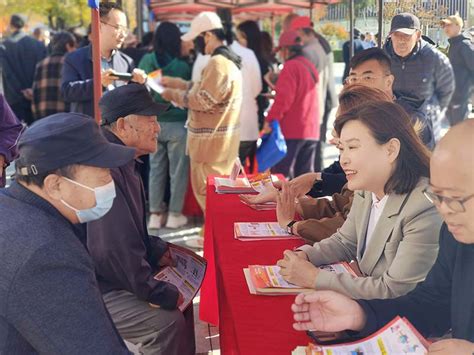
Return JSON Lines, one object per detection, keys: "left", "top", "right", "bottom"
{"left": 377, "top": 0, "right": 383, "bottom": 47}
{"left": 349, "top": 0, "right": 354, "bottom": 58}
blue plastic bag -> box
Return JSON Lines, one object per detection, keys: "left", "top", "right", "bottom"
{"left": 256, "top": 120, "right": 287, "bottom": 172}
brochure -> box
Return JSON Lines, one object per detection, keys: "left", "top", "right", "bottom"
{"left": 292, "top": 316, "right": 429, "bottom": 355}
{"left": 234, "top": 222, "right": 301, "bottom": 241}
{"left": 153, "top": 244, "right": 207, "bottom": 312}
{"left": 146, "top": 69, "right": 164, "bottom": 94}
{"left": 214, "top": 164, "right": 278, "bottom": 194}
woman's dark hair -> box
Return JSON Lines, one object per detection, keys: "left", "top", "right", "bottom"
{"left": 337, "top": 84, "right": 392, "bottom": 116}
{"left": 335, "top": 101, "right": 430, "bottom": 195}
{"left": 209, "top": 28, "right": 227, "bottom": 42}
{"left": 237, "top": 21, "right": 263, "bottom": 59}
{"left": 51, "top": 31, "right": 76, "bottom": 56}
{"left": 153, "top": 22, "right": 181, "bottom": 60}
{"left": 260, "top": 31, "right": 276, "bottom": 64}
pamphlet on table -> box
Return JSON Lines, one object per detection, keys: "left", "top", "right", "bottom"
{"left": 234, "top": 222, "right": 301, "bottom": 241}
{"left": 154, "top": 244, "right": 207, "bottom": 311}
{"left": 291, "top": 316, "right": 429, "bottom": 355}
{"left": 244, "top": 263, "right": 360, "bottom": 295}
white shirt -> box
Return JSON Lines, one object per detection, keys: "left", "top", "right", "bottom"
{"left": 230, "top": 42, "right": 262, "bottom": 141}
{"left": 364, "top": 193, "right": 389, "bottom": 250}
{"left": 191, "top": 53, "right": 210, "bottom": 82}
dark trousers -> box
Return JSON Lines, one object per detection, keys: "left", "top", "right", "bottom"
{"left": 10, "top": 101, "right": 34, "bottom": 126}
{"left": 447, "top": 100, "right": 469, "bottom": 126}
{"left": 272, "top": 139, "right": 318, "bottom": 179}
{"left": 239, "top": 140, "right": 257, "bottom": 172}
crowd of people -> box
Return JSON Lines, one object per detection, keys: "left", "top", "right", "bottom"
{"left": 0, "top": 2, "right": 473, "bottom": 354}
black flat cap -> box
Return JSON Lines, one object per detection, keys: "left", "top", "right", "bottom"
{"left": 390, "top": 13, "right": 421, "bottom": 35}
{"left": 99, "top": 83, "right": 169, "bottom": 126}
{"left": 16, "top": 113, "right": 135, "bottom": 176}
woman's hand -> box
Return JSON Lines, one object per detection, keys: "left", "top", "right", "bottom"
{"left": 240, "top": 188, "right": 278, "bottom": 205}
{"left": 428, "top": 339, "right": 474, "bottom": 355}
{"left": 277, "top": 250, "right": 319, "bottom": 288}
{"left": 289, "top": 172, "right": 321, "bottom": 197}
{"left": 276, "top": 181, "right": 297, "bottom": 228}
{"left": 161, "top": 76, "right": 189, "bottom": 90}
{"left": 292, "top": 290, "right": 367, "bottom": 332}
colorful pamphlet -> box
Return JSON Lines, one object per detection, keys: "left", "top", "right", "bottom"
{"left": 292, "top": 316, "right": 429, "bottom": 355}
{"left": 154, "top": 244, "right": 207, "bottom": 312}
{"left": 234, "top": 222, "right": 301, "bottom": 241}
{"left": 146, "top": 69, "right": 164, "bottom": 94}
{"left": 214, "top": 167, "right": 278, "bottom": 194}
{"left": 244, "top": 263, "right": 361, "bottom": 295}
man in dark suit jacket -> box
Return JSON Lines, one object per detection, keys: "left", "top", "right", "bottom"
{"left": 0, "top": 14, "right": 46, "bottom": 125}
{"left": 61, "top": 2, "right": 146, "bottom": 118}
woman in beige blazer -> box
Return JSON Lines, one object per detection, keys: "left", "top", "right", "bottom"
{"left": 277, "top": 101, "right": 442, "bottom": 300}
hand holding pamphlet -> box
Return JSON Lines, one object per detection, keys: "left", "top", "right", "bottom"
{"left": 292, "top": 316, "right": 429, "bottom": 355}
{"left": 154, "top": 244, "right": 207, "bottom": 312}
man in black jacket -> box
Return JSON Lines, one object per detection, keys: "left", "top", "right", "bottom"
{"left": 384, "top": 13, "right": 454, "bottom": 142}
{"left": 291, "top": 119, "right": 474, "bottom": 354}
{"left": 0, "top": 14, "right": 46, "bottom": 125}
{"left": 441, "top": 14, "right": 474, "bottom": 126}
{"left": 61, "top": 2, "right": 147, "bottom": 118}
{"left": 87, "top": 84, "right": 195, "bottom": 355}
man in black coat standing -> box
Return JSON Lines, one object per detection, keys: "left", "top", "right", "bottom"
{"left": 0, "top": 14, "right": 46, "bottom": 125}
{"left": 441, "top": 14, "right": 474, "bottom": 126}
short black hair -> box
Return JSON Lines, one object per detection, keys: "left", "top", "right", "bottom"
{"left": 350, "top": 47, "right": 392, "bottom": 73}
{"left": 51, "top": 31, "right": 76, "bottom": 55}
{"left": 99, "top": 2, "right": 123, "bottom": 19}
{"left": 10, "top": 14, "right": 25, "bottom": 29}
{"left": 16, "top": 165, "right": 77, "bottom": 188}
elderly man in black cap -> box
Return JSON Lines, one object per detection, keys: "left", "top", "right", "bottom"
{"left": 384, "top": 13, "right": 454, "bottom": 142}
{"left": 86, "top": 83, "right": 195, "bottom": 355}
{"left": 0, "top": 113, "right": 134, "bottom": 354}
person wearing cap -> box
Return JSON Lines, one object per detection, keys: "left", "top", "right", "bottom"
{"left": 0, "top": 112, "right": 134, "bottom": 354}
{"left": 290, "top": 16, "right": 337, "bottom": 171}
{"left": 265, "top": 31, "right": 319, "bottom": 179}
{"left": 0, "top": 94, "right": 23, "bottom": 187}
{"left": 0, "top": 14, "right": 47, "bottom": 125}
{"left": 86, "top": 84, "right": 195, "bottom": 355}
{"left": 441, "top": 14, "right": 474, "bottom": 126}
{"left": 61, "top": 2, "right": 147, "bottom": 119}
{"left": 384, "top": 13, "right": 454, "bottom": 142}
{"left": 160, "top": 11, "right": 242, "bottom": 213}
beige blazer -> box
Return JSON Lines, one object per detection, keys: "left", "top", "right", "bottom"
{"left": 299, "top": 178, "right": 442, "bottom": 300}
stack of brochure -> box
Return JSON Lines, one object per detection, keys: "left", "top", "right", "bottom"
{"left": 234, "top": 222, "right": 301, "bottom": 241}
{"left": 292, "top": 316, "right": 429, "bottom": 354}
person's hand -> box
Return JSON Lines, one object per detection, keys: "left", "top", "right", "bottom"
{"left": 262, "top": 121, "right": 272, "bottom": 135}
{"left": 277, "top": 250, "right": 318, "bottom": 288}
{"left": 159, "top": 248, "right": 174, "bottom": 267}
{"left": 160, "top": 89, "right": 173, "bottom": 102}
{"left": 289, "top": 172, "right": 321, "bottom": 197}
{"left": 428, "top": 339, "right": 474, "bottom": 354}
{"left": 176, "top": 292, "right": 185, "bottom": 307}
{"left": 161, "top": 76, "right": 189, "bottom": 90}
{"left": 101, "top": 69, "right": 119, "bottom": 87}
{"left": 276, "top": 181, "right": 297, "bottom": 228}
{"left": 294, "top": 250, "right": 309, "bottom": 260}
{"left": 292, "top": 290, "right": 367, "bottom": 332}
{"left": 21, "top": 88, "right": 33, "bottom": 101}
{"left": 240, "top": 185, "right": 278, "bottom": 205}
{"left": 131, "top": 68, "right": 147, "bottom": 85}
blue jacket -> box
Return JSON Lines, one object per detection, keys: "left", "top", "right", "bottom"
{"left": 358, "top": 224, "right": 474, "bottom": 342}
{"left": 61, "top": 45, "right": 134, "bottom": 118}
{"left": 0, "top": 182, "right": 130, "bottom": 354}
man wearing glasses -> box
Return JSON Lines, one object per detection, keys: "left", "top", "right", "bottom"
{"left": 347, "top": 47, "right": 435, "bottom": 149}
{"left": 61, "top": 2, "right": 147, "bottom": 119}
{"left": 291, "top": 119, "right": 474, "bottom": 354}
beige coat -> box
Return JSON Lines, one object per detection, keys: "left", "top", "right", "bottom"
{"left": 299, "top": 178, "right": 442, "bottom": 300}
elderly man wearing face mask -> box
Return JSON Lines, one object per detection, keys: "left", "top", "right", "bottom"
{"left": 86, "top": 84, "right": 196, "bottom": 355}
{"left": 0, "top": 113, "right": 135, "bottom": 354}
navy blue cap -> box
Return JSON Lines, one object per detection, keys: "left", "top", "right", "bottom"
{"left": 15, "top": 113, "right": 135, "bottom": 176}
{"left": 390, "top": 13, "right": 421, "bottom": 35}
{"left": 99, "top": 83, "right": 169, "bottom": 126}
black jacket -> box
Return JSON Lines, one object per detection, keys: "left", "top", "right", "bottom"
{"left": 87, "top": 130, "right": 179, "bottom": 310}
{"left": 61, "top": 45, "right": 134, "bottom": 118}
{"left": 447, "top": 34, "right": 474, "bottom": 105}
{"left": 358, "top": 224, "right": 474, "bottom": 341}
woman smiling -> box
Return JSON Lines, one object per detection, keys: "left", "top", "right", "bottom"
{"left": 277, "top": 101, "right": 442, "bottom": 300}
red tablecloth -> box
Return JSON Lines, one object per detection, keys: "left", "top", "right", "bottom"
{"left": 199, "top": 176, "right": 309, "bottom": 354}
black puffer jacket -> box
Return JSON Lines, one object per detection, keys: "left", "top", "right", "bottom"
{"left": 384, "top": 39, "right": 454, "bottom": 114}
{"left": 447, "top": 34, "right": 474, "bottom": 104}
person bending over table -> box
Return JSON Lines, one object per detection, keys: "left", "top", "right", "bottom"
{"left": 291, "top": 119, "right": 474, "bottom": 353}
{"left": 276, "top": 101, "right": 442, "bottom": 300}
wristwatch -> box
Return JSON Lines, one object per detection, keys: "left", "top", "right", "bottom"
{"left": 286, "top": 220, "right": 297, "bottom": 235}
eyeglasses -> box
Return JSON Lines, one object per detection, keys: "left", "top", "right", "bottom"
{"left": 344, "top": 74, "right": 389, "bottom": 85}
{"left": 423, "top": 188, "right": 474, "bottom": 213}
{"left": 101, "top": 21, "right": 128, "bottom": 34}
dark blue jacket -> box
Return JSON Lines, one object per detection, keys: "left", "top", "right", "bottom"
{"left": 61, "top": 45, "right": 134, "bottom": 119}
{"left": 447, "top": 34, "right": 474, "bottom": 105}
{"left": 358, "top": 224, "right": 474, "bottom": 342}
{"left": 0, "top": 182, "right": 130, "bottom": 354}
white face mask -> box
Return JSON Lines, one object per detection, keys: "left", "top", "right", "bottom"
{"left": 60, "top": 177, "right": 116, "bottom": 223}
